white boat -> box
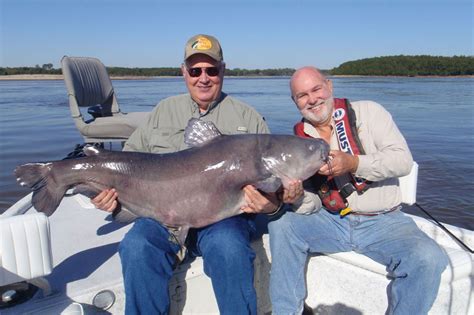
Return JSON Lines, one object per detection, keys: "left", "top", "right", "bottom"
{"left": 1, "top": 163, "right": 473, "bottom": 315}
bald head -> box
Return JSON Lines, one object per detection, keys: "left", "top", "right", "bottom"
{"left": 290, "top": 66, "right": 334, "bottom": 126}
{"left": 290, "top": 67, "right": 327, "bottom": 98}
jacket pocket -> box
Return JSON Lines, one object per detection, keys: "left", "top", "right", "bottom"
{"left": 148, "top": 127, "right": 185, "bottom": 153}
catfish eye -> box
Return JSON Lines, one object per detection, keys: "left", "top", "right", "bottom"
{"left": 308, "top": 144, "right": 316, "bottom": 151}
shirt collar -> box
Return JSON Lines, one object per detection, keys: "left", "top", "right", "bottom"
{"left": 302, "top": 118, "right": 335, "bottom": 136}
{"left": 189, "top": 92, "right": 226, "bottom": 117}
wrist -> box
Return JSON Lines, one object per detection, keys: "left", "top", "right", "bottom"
{"left": 267, "top": 201, "right": 284, "bottom": 216}
{"left": 351, "top": 155, "right": 359, "bottom": 174}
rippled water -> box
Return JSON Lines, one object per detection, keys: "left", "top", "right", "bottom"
{"left": 0, "top": 77, "right": 472, "bottom": 230}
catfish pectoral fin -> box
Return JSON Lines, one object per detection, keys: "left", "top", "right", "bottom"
{"left": 72, "top": 184, "right": 101, "bottom": 199}
{"left": 112, "top": 206, "right": 139, "bottom": 223}
{"left": 254, "top": 175, "right": 282, "bottom": 193}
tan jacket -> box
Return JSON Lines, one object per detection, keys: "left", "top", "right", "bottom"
{"left": 293, "top": 100, "right": 413, "bottom": 214}
{"left": 124, "top": 92, "right": 270, "bottom": 153}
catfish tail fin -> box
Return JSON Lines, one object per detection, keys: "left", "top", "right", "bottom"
{"left": 14, "top": 162, "right": 68, "bottom": 216}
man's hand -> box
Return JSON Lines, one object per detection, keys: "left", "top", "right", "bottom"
{"left": 241, "top": 185, "right": 280, "bottom": 214}
{"left": 280, "top": 179, "right": 303, "bottom": 204}
{"left": 91, "top": 188, "right": 119, "bottom": 213}
{"left": 318, "top": 150, "right": 358, "bottom": 177}
{"left": 241, "top": 180, "right": 304, "bottom": 214}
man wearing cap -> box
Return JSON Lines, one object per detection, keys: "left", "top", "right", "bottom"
{"left": 91, "top": 34, "right": 283, "bottom": 314}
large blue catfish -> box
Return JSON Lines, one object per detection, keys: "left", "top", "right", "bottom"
{"left": 15, "top": 119, "right": 329, "bottom": 244}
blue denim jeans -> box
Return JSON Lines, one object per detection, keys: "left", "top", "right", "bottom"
{"left": 119, "top": 215, "right": 257, "bottom": 315}
{"left": 268, "top": 209, "right": 448, "bottom": 315}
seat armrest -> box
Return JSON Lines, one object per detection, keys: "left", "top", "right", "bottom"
{"left": 0, "top": 213, "right": 53, "bottom": 286}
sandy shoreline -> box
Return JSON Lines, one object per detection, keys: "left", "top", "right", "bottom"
{"left": 0, "top": 74, "right": 472, "bottom": 81}
{"left": 0, "top": 74, "right": 65, "bottom": 80}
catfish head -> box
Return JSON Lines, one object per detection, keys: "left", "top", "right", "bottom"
{"left": 261, "top": 136, "right": 330, "bottom": 189}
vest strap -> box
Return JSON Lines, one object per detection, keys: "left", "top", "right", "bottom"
{"left": 293, "top": 98, "right": 371, "bottom": 214}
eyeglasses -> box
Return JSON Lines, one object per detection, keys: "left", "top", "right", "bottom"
{"left": 186, "top": 66, "right": 221, "bottom": 78}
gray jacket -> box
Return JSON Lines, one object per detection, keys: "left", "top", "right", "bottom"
{"left": 124, "top": 92, "right": 270, "bottom": 153}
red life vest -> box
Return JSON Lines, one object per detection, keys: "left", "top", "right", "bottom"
{"left": 294, "top": 98, "right": 371, "bottom": 215}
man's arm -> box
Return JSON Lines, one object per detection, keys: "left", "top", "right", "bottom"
{"left": 355, "top": 101, "right": 413, "bottom": 181}
{"left": 320, "top": 101, "right": 412, "bottom": 181}
{"left": 123, "top": 104, "right": 161, "bottom": 153}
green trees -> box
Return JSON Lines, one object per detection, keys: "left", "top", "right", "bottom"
{"left": 0, "top": 64, "right": 62, "bottom": 75}
{"left": 106, "top": 67, "right": 182, "bottom": 76}
{"left": 225, "top": 68, "right": 295, "bottom": 76}
{"left": 0, "top": 66, "right": 294, "bottom": 76}
{"left": 330, "top": 55, "right": 474, "bottom": 76}
{"left": 106, "top": 67, "right": 296, "bottom": 76}
{"left": 1, "top": 56, "right": 473, "bottom": 77}
{"left": 42, "top": 63, "right": 54, "bottom": 71}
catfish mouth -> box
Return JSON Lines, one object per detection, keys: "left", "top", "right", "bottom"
{"left": 323, "top": 150, "right": 331, "bottom": 163}
{"left": 316, "top": 139, "right": 331, "bottom": 163}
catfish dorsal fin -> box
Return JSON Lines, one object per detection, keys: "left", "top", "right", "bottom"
{"left": 83, "top": 145, "right": 109, "bottom": 157}
{"left": 184, "top": 118, "right": 222, "bottom": 147}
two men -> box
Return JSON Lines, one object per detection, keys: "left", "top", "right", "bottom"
{"left": 94, "top": 35, "right": 447, "bottom": 314}
{"left": 268, "top": 67, "right": 448, "bottom": 314}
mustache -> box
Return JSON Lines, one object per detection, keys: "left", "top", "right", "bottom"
{"left": 303, "top": 100, "right": 326, "bottom": 111}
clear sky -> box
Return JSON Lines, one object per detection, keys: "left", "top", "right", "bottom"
{"left": 1, "top": 0, "right": 472, "bottom": 70}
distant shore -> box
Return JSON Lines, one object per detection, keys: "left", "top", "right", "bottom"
{"left": 0, "top": 74, "right": 472, "bottom": 81}
{"left": 0, "top": 74, "right": 154, "bottom": 80}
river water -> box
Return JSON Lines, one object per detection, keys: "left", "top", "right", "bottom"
{"left": 0, "top": 77, "right": 472, "bottom": 230}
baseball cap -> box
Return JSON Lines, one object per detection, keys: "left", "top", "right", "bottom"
{"left": 184, "top": 34, "right": 223, "bottom": 62}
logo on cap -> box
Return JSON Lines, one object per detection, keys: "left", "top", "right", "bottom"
{"left": 191, "top": 37, "right": 212, "bottom": 51}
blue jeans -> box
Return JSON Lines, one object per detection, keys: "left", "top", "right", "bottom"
{"left": 268, "top": 209, "right": 448, "bottom": 315}
{"left": 119, "top": 215, "right": 257, "bottom": 315}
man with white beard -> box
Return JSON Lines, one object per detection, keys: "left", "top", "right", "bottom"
{"left": 268, "top": 66, "right": 448, "bottom": 315}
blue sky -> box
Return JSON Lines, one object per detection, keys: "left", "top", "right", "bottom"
{"left": 1, "top": 0, "right": 472, "bottom": 69}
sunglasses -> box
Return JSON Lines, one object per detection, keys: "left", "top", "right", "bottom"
{"left": 186, "top": 66, "right": 221, "bottom": 78}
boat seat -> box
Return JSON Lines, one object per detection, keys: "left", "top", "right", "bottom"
{"left": 61, "top": 56, "right": 149, "bottom": 143}
{"left": 0, "top": 213, "right": 53, "bottom": 297}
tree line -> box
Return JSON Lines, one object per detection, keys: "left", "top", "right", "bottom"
{"left": 1, "top": 63, "right": 62, "bottom": 75}
{"left": 0, "top": 64, "right": 296, "bottom": 77}
{"left": 330, "top": 55, "right": 473, "bottom": 76}
{"left": 1, "top": 56, "right": 473, "bottom": 77}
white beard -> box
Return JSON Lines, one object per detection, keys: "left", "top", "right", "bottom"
{"left": 300, "top": 97, "right": 334, "bottom": 125}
